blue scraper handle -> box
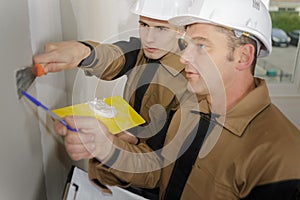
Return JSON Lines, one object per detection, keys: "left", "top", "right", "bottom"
{"left": 21, "top": 90, "right": 78, "bottom": 132}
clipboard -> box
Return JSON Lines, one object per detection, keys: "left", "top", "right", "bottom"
{"left": 62, "top": 166, "right": 148, "bottom": 200}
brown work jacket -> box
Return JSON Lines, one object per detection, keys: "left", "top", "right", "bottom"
{"left": 89, "top": 79, "right": 300, "bottom": 199}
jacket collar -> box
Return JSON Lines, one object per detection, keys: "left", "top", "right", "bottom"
{"left": 159, "top": 51, "right": 185, "bottom": 76}
{"left": 192, "top": 78, "right": 271, "bottom": 137}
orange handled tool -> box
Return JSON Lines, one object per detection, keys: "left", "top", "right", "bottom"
{"left": 32, "top": 63, "right": 45, "bottom": 77}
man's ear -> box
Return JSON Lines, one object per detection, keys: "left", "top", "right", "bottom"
{"left": 236, "top": 44, "right": 255, "bottom": 71}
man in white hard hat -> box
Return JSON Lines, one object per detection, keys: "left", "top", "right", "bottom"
{"left": 54, "top": 0, "right": 300, "bottom": 199}
{"left": 165, "top": 0, "right": 300, "bottom": 198}
{"left": 35, "top": 0, "right": 190, "bottom": 144}
{"left": 38, "top": 0, "right": 193, "bottom": 199}
{"left": 35, "top": 2, "right": 189, "bottom": 145}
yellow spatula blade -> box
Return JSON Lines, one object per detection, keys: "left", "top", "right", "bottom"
{"left": 52, "top": 96, "right": 145, "bottom": 134}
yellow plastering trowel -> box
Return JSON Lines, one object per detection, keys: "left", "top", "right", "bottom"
{"left": 52, "top": 96, "right": 145, "bottom": 134}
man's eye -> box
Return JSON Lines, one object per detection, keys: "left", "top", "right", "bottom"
{"left": 139, "top": 22, "right": 149, "bottom": 27}
{"left": 197, "top": 44, "right": 206, "bottom": 50}
{"left": 156, "top": 27, "right": 168, "bottom": 31}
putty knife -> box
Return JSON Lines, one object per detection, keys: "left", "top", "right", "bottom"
{"left": 16, "top": 63, "right": 44, "bottom": 99}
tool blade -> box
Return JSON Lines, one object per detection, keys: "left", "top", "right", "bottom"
{"left": 16, "top": 66, "right": 35, "bottom": 99}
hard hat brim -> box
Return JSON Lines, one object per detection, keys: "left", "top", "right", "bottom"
{"left": 169, "top": 15, "right": 210, "bottom": 27}
{"left": 131, "top": 10, "right": 170, "bottom": 21}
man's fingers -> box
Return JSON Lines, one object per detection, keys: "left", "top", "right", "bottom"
{"left": 116, "top": 131, "right": 138, "bottom": 144}
{"left": 43, "top": 42, "right": 59, "bottom": 52}
{"left": 64, "top": 116, "right": 104, "bottom": 131}
{"left": 54, "top": 120, "right": 67, "bottom": 136}
{"left": 44, "top": 62, "right": 67, "bottom": 73}
{"left": 64, "top": 141, "right": 96, "bottom": 161}
{"left": 59, "top": 116, "right": 114, "bottom": 161}
{"left": 68, "top": 150, "right": 94, "bottom": 161}
{"left": 64, "top": 142, "right": 95, "bottom": 153}
{"left": 64, "top": 132, "right": 95, "bottom": 144}
{"left": 33, "top": 50, "right": 58, "bottom": 65}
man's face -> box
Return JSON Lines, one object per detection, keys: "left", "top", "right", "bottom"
{"left": 139, "top": 16, "right": 179, "bottom": 60}
{"left": 180, "top": 23, "right": 236, "bottom": 96}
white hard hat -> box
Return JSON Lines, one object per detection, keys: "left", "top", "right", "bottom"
{"left": 130, "top": 0, "right": 192, "bottom": 21}
{"left": 169, "top": 0, "right": 272, "bottom": 57}
{"left": 261, "top": 0, "right": 270, "bottom": 10}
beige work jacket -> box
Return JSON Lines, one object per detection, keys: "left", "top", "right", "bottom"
{"left": 89, "top": 79, "right": 300, "bottom": 199}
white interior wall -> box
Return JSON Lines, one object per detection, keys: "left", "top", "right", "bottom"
{"left": 0, "top": 1, "right": 47, "bottom": 199}
{"left": 0, "top": 0, "right": 73, "bottom": 199}
{"left": 27, "top": 0, "right": 74, "bottom": 199}
{"left": 0, "top": 1, "right": 46, "bottom": 199}
{"left": 60, "top": 0, "right": 138, "bottom": 106}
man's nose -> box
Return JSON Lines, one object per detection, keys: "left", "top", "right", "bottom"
{"left": 145, "top": 28, "right": 157, "bottom": 43}
{"left": 180, "top": 44, "right": 194, "bottom": 65}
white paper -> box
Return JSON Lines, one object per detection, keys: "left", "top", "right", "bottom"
{"left": 65, "top": 167, "right": 148, "bottom": 200}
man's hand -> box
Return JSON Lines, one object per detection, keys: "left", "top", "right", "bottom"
{"left": 33, "top": 41, "right": 91, "bottom": 74}
{"left": 115, "top": 131, "right": 139, "bottom": 145}
{"left": 54, "top": 116, "right": 113, "bottom": 161}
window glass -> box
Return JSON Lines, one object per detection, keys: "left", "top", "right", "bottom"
{"left": 255, "top": 9, "right": 300, "bottom": 91}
